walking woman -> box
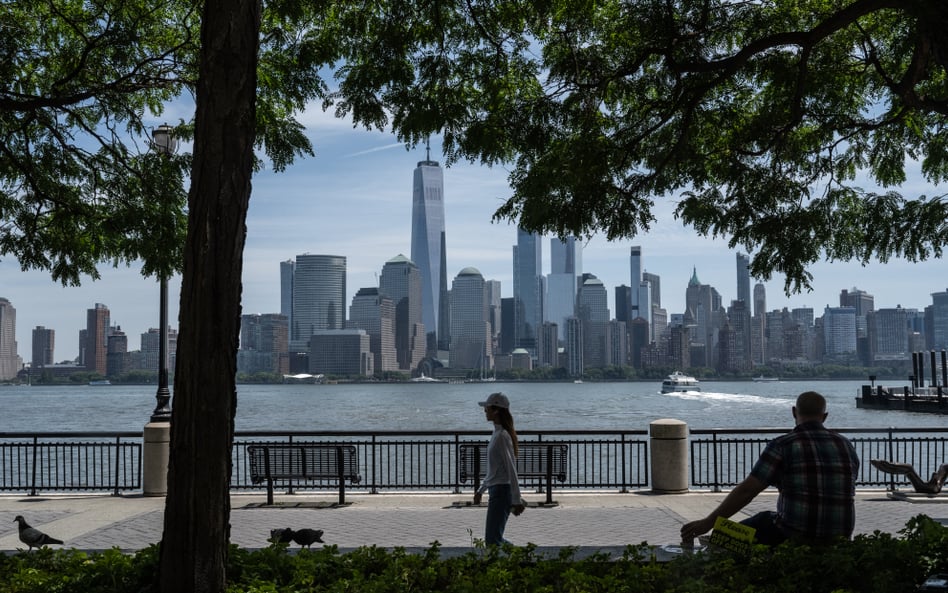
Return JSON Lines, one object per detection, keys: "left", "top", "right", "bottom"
{"left": 473, "top": 392, "right": 526, "bottom": 545}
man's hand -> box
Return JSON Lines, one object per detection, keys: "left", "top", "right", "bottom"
{"left": 680, "top": 517, "right": 715, "bottom": 540}
{"left": 512, "top": 503, "right": 526, "bottom": 516}
{"left": 473, "top": 492, "right": 482, "bottom": 505}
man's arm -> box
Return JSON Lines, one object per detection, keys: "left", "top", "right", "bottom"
{"left": 680, "top": 475, "right": 768, "bottom": 539}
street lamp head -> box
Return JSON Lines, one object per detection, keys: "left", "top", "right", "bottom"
{"left": 151, "top": 124, "right": 178, "bottom": 155}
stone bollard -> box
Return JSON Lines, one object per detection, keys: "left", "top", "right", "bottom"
{"left": 142, "top": 421, "right": 171, "bottom": 496}
{"left": 649, "top": 418, "right": 689, "bottom": 494}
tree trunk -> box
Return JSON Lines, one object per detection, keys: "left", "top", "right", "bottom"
{"left": 158, "top": 1, "right": 260, "bottom": 592}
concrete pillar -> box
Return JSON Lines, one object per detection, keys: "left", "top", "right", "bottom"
{"left": 142, "top": 421, "right": 170, "bottom": 496}
{"left": 650, "top": 418, "right": 689, "bottom": 494}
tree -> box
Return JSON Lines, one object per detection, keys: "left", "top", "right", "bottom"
{"left": 330, "top": 0, "right": 948, "bottom": 295}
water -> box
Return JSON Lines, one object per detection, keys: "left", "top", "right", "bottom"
{"left": 1, "top": 379, "right": 945, "bottom": 433}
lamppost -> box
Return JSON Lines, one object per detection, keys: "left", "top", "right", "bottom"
{"left": 150, "top": 124, "right": 177, "bottom": 422}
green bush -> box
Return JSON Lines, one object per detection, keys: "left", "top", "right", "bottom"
{"left": 2, "top": 516, "right": 946, "bottom": 593}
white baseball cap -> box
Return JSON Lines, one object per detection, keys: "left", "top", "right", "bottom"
{"left": 478, "top": 392, "right": 510, "bottom": 409}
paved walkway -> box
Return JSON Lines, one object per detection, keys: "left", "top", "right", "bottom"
{"left": 1, "top": 490, "right": 946, "bottom": 555}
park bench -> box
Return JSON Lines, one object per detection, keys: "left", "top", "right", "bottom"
{"left": 247, "top": 443, "right": 361, "bottom": 505}
{"left": 458, "top": 442, "right": 569, "bottom": 505}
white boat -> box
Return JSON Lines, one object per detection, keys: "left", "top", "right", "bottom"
{"left": 661, "top": 371, "right": 700, "bottom": 393}
{"left": 752, "top": 375, "right": 779, "bottom": 382}
{"left": 88, "top": 379, "right": 111, "bottom": 386}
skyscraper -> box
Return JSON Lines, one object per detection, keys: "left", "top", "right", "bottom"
{"left": 577, "top": 275, "right": 611, "bottom": 368}
{"left": 513, "top": 228, "right": 542, "bottom": 354}
{"left": 736, "top": 253, "right": 751, "bottom": 305}
{"left": 348, "top": 287, "right": 397, "bottom": 373}
{"left": 32, "top": 326, "right": 54, "bottom": 369}
{"left": 379, "top": 254, "right": 426, "bottom": 371}
{"left": 547, "top": 237, "right": 581, "bottom": 341}
{"left": 291, "top": 254, "right": 346, "bottom": 351}
{"left": 280, "top": 259, "right": 294, "bottom": 330}
{"left": 84, "top": 303, "right": 110, "bottom": 376}
{"left": 0, "top": 298, "right": 20, "bottom": 380}
{"left": 449, "top": 267, "right": 491, "bottom": 371}
{"left": 410, "top": 153, "right": 448, "bottom": 353}
{"left": 238, "top": 313, "right": 289, "bottom": 375}
{"left": 629, "top": 246, "right": 642, "bottom": 319}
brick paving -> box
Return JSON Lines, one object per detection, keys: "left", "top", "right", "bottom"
{"left": 1, "top": 490, "right": 946, "bottom": 555}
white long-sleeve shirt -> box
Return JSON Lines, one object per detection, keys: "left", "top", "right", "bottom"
{"left": 477, "top": 423, "right": 524, "bottom": 505}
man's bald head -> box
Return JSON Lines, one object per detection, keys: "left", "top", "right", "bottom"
{"left": 794, "top": 391, "right": 827, "bottom": 423}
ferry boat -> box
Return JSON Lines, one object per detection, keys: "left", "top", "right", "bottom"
{"left": 752, "top": 375, "right": 779, "bottom": 382}
{"left": 410, "top": 373, "right": 445, "bottom": 383}
{"left": 661, "top": 371, "right": 700, "bottom": 393}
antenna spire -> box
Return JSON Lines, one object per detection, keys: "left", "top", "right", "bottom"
{"left": 426, "top": 137, "right": 431, "bottom": 161}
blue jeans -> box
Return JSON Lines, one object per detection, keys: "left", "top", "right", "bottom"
{"left": 484, "top": 484, "right": 512, "bottom": 545}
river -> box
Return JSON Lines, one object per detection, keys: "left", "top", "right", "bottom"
{"left": 1, "top": 378, "right": 945, "bottom": 434}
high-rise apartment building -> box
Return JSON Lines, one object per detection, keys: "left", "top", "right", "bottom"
{"left": 141, "top": 327, "right": 179, "bottom": 374}
{"left": 823, "top": 306, "right": 857, "bottom": 361}
{"left": 106, "top": 328, "right": 128, "bottom": 377}
{"left": 931, "top": 289, "right": 948, "bottom": 350}
{"left": 238, "top": 313, "right": 289, "bottom": 375}
{"left": 867, "top": 307, "right": 910, "bottom": 364}
{"left": 291, "top": 254, "right": 346, "bottom": 351}
{"left": 546, "top": 237, "right": 580, "bottom": 341}
{"left": 309, "top": 329, "right": 373, "bottom": 376}
{"left": 32, "top": 326, "right": 54, "bottom": 368}
{"left": 449, "top": 267, "right": 492, "bottom": 371}
{"left": 577, "top": 275, "right": 611, "bottom": 368}
{"left": 379, "top": 255, "right": 426, "bottom": 372}
{"left": 485, "top": 279, "right": 502, "bottom": 350}
{"left": 84, "top": 303, "right": 110, "bottom": 376}
{"left": 0, "top": 298, "right": 20, "bottom": 380}
{"left": 736, "top": 253, "right": 751, "bottom": 305}
{"left": 629, "top": 246, "right": 642, "bottom": 319}
{"left": 348, "top": 287, "right": 397, "bottom": 374}
{"left": 513, "top": 228, "right": 543, "bottom": 355}
{"left": 410, "top": 154, "right": 448, "bottom": 353}
{"left": 280, "top": 259, "right": 294, "bottom": 330}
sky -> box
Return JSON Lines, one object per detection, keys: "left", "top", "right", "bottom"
{"left": 2, "top": 106, "right": 946, "bottom": 363}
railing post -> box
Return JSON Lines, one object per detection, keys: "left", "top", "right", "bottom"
{"left": 370, "top": 435, "right": 378, "bottom": 494}
{"left": 712, "top": 432, "right": 721, "bottom": 492}
{"left": 544, "top": 444, "right": 554, "bottom": 505}
{"left": 30, "top": 436, "right": 38, "bottom": 496}
{"left": 113, "top": 436, "right": 121, "bottom": 496}
{"left": 453, "top": 434, "right": 461, "bottom": 494}
{"left": 336, "top": 445, "right": 346, "bottom": 505}
{"left": 620, "top": 433, "right": 628, "bottom": 493}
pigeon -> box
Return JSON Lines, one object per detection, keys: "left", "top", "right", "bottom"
{"left": 269, "top": 528, "right": 294, "bottom": 544}
{"left": 268, "top": 527, "right": 324, "bottom": 547}
{"left": 291, "top": 528, "right": 324, "bottom": 547}
{"left": 13, "top": 515, "right": 64, "bottom": 550}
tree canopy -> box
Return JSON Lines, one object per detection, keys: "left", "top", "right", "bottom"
{"left": 328, "top": 0, "right": 948, "bottom": 294}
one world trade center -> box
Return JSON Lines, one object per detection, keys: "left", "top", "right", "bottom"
{"left": 411, "top": 150, "right": 449, "bottom": 354}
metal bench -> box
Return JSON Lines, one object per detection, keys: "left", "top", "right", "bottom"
{"left": 247, "top": 443, "right": 361, "bottom": 505}
{"left": 458, "top": 442, "right": 568, "bottom": 504}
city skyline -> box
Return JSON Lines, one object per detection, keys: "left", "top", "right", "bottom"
{"left": 0, "top": 106, "right": 945, "bottom": 362}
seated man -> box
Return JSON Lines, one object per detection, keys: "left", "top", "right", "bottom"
{"left": 681, "top": 391, "right": 860, "bottom": 545}
{"left": 870, "top": 459, "right": 948, "bottom": 495}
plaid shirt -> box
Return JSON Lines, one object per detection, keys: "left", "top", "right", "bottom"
{"left": 750, "top": 421, "right": 860, "bottom": 540}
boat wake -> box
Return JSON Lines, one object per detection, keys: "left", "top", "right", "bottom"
{"left": 665, "top": 390, "right": 793, "bottom": 407}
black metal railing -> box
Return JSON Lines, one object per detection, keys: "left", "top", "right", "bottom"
{"left": 3, "top": 427, "right": 948, "bottom": 496}
{"left": 0, "top": 432, "right": 142, "bottom": 495}
{"left": 690, "top": 427, "right": 948, "bottom": 491}
{"left": 230, "top": 430, "right": 650, "bottom": 495}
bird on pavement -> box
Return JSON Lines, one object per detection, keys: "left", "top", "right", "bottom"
{"left": 291, "top": 528, "right": 324, "bottom": 547}
{"left": 268, "top": 527, "right": 324, "bottom": 547}
{"left": 269, "top": 528, "right": 294, "bottom": 544}
{"left": 13, "top": 515, "right": 64, "bottom": 550}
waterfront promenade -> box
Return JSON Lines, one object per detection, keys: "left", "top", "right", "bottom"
{"left": 1, "top": 490, "right": 944, "bottom": 555}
